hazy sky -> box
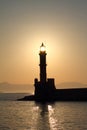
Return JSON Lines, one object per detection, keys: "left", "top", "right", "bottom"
{"left": 0, "top": 0, "right": 87, "bottom": 84}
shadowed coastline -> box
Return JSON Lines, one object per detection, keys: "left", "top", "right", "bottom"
{"left": 18, "top": 88, "right": 87, "bottom": 101}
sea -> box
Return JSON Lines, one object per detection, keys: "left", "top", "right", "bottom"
{"left": 0, "top": 93, "right": 87, "bottom": 130}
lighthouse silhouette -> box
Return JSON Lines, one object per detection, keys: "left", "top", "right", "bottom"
{"left": 18, "top": 43, "right": 87, "bottom": 101}
{"left": 34, "top": 43, "right": 56, "bottom": 101}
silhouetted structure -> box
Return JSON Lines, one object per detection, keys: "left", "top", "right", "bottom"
{"left": 34, "top": 43, "right": 56, "bottom": 101}
{"left": 18, "top": 43, "right": 87, "bottom": 102}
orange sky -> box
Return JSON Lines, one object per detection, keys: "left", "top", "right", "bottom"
{"left": 0, "top": 0, "right": 87, "bottom": 85}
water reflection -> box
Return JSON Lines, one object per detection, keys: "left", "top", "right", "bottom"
{"left": 48, "top": 105, "right": 58, "bottom": 130}
{"left": 33, "top": 102, "right": 58, "bottom": 130}
{"left": 1, "top": 101, "right": 87, "bottom": 130}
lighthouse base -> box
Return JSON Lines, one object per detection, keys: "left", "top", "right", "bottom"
{"left": 34, "top": 78, "right": 56, "bottom": 100}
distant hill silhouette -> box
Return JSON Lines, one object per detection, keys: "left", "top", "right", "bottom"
{"left": 0, "top": 82, "right": 33, "bottom": 93}
{"left": 0, "top": 82, "right": 87, "bottom": 93}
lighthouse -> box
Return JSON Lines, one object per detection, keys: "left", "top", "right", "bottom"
{"left": 34, "top": 43, "right": 56, "bottom": 100}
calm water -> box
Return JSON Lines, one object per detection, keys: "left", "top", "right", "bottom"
{"left": 0, "top": 94, "right": 87, "bottom": 130}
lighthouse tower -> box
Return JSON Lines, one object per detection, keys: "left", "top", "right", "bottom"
{"left": 39, "top": 43, "right": 47, "bottom": 84}
{"left": 34, "top": 43, "right": 56, "bottom": 100}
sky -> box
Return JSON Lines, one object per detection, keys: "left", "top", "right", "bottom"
{"left": 0, "top": 0, "right": 87, "bottom": 85}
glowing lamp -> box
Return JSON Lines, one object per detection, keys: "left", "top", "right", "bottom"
{"left": 40, "top": 43, "right": 46, "bottom": 52}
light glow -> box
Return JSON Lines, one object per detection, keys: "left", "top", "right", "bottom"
{"left": 40, "top": 43, "right": 46, "bottom": 52}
